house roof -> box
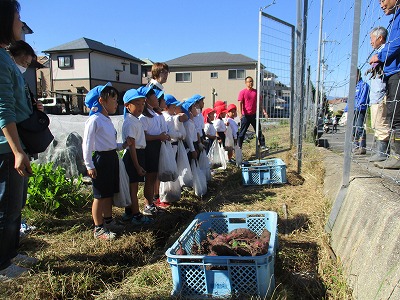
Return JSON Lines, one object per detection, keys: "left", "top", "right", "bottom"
{"left": 140, "top": 58, "right": 154, "bottom": 66}
{"left": 22, "top": 22, "right": 33, "bottom": 34}
{"left": 44, "top": 37, "right": 144, "bottom": 63}
{"left": 165, "top": 52, "right": 257, "bottom": 67}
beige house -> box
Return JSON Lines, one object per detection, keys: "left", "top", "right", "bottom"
{"left": 43, "top": 37, "right": 144, "bottom": 113}
{"left": 163, "top": 52, "right": 258, "bottom": 108}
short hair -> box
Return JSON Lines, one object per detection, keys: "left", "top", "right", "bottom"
{"left": 8, "top": 40, "right": 36, "bottom": 60}
{"left": 151, "top": 62, "right": 169, "bottom": 79}
{"left": 370, "top": 26, "right": 388, "bottom": 41}
{"left": 245, "top": 76, "right": 253, "bottom": 82}
{"left": 0, "top": 1, "right": 21, "bottom": 45}
{"left": 100, "top": 86, "right": 119, "bottom": 100}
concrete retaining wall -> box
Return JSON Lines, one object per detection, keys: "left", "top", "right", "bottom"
{"left": 322, "top": 149, "right": 400, "bottom": 300}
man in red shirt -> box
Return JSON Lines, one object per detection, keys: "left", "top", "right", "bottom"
{"left": 237, "top": 76, "right": 266, "bottom": 149}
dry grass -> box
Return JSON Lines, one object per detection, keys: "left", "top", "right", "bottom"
{"left": 0, "top": 123, "right": 352, "bottom": 300}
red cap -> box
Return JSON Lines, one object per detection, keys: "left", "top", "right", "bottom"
{"left": 214, "top": 100, "right": 226, "bottom": 110}
{"left": 227, "top": 103, "right": 237, "bottom": 112}
{"left": 214, "top": 105, "right": 227, "bottom": 119}
{"left": 202, "top": 108, "right": 215, "bottom": 123}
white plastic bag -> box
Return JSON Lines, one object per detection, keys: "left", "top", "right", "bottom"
{"left": 218, "top": 141, "right": 227, "bottom": 170}
{"left": 191, "top": 159, "right": 207, "bottom": 197}
{"left": 235, "top": 145, "right": 243, "bottom": 167}
{"left": 159, "top": 179, "right": 181, "bottom": 203}
{"left": 158, "top": 141, "right": 179, "bottom": 182}
{"left": 177, "top": 140, "right": 193, "bottom": 187}
{"left": 199, "top": 150, "right": 211, "bottom": 181}
{"left": 225, "top": 125, "right": 234, "bottom": 149}
{"left": 113, "top": 157, "right": 131, "bottom": 208}
{"left": 207, "top": 139, "right": 222, "bottom": 167}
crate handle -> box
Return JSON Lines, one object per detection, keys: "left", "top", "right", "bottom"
{"left": 228, "top": 217, "right": 246, "bottom": 224}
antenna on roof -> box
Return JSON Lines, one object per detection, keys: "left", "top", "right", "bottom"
{"left": 260, "top": 0, "right": 276, "bottom": 11}
{"left": 113, "top": 39, "right": 117, "bottom": 47}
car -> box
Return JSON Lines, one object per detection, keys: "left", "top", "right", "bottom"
{"left": 38, "top": 97, "right": 66, "bottom": 114}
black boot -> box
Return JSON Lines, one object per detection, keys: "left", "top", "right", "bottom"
{"left": 375, "top": 138, "right": 400, "bottom": 169}
{"left": 368, "top": 140, "right": 389, "bottom": 162}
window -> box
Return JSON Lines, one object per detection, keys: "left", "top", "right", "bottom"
{"left": 130, "top": 63, "right": 138, "bottom": 75}
{"left": 57, "top": 55, "right": 73, "bottom": 68}
{"left": 228, "top": 69, "right": 245, "bottom": 80}
{"left": 116, "top": 71, "right": 120, "bottom": 81}
{"left": 176, "top": 72, "right": 191, "bottom": 82}
{"left": 211, "top": 72, "right": 218, "bottom": 79}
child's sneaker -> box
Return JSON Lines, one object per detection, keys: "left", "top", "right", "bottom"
{"left": 154, "top": 198, "right": 171, "bottom": 208}
{"left": 12, "top": 254, "right": 38, "bottom": 266}
{"left": 122, "top": 212, "right": 133, "bottom": 222}
{"left": 94, "top": 227, "right": 116, "bottom": 240}
{"left": 0, "top": 264, "right": 28, "bottom": 281}
{"left": 143, "top": 204, "right": 165, "bottom": 216}
{"left": 131, "top": 213, "right": 154, "bottom": 225}
{"left": 104, "top": 218, "right": 124, "bottom": 232}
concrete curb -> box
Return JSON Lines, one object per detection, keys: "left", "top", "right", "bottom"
{"left": 321, "top": 148, "right": 400, "bottom": 300}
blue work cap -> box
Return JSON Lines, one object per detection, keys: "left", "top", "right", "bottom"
{"left": 190, "top": 94, "right": 205, "bottom": 102}
{"left": 85, "top": 82, "right": 112, "bottom": 116}
{"left": 164, "top": 94, "right": 180, "bottom": 106}
{"left": 123, "top": 89, "right": 145, "bottom": 104}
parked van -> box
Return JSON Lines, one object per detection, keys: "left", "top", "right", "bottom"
{"left": 38, "top": 97, "right": 66, "bottom": 114}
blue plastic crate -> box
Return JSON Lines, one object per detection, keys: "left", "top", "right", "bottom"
{"left": 241, "top": 158, "right": 287, "bottom": 185}
{"left": 165, "top": 211, "right": 278, "bottom": 299}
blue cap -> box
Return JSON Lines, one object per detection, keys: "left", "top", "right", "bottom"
{"left": 181, "top": 97, "right": 197, "bottom": 118}
{"left": 164, "top": 94, "right": 180, "bottom": 106}
{"left": 154, "top": 89, "right": 164, "bottom": 99}
{"left": 190, "top": 94, "right": 205, "bottom": 102}
{"left": 85, "top": 82, "right": 111, "bottom": 116}
{"left": 123, "top": 89, "right": 145, "bottom": 104}
{"left": 137, "top": 85, "right": 155, "bottom": 97}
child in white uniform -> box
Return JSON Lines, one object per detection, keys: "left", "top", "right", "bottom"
{"left": 121, "top": 89, "right": 153, "bottom": 225}
{"left": 83, "top": 83, "right": 131, "bottom": 240}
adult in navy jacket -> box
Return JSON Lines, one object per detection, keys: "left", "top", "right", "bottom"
{"left": 370, "top": 0, "right": 400, "bottom": 168}
{"left": 344, "top": 70, "right": 370, "bottom": 155}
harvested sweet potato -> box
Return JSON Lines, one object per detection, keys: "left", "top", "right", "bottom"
{"left": 211, "top": 243, "right": 238, "bottom": 256}
{"left": 226, "top": 228, "right": 256, "bottom": 242}
{"left": 176, "top": 240, "right": 187, "bottom": 255}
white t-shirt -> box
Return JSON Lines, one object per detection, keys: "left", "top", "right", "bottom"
{"left": 139, "top": 109, "right": 163, "bottom": 135}
{"left": 213, "top": 118, "right": 226, "bottom": 132}
{"left": 193, "top": 113, "right": 204, "bottom": 137}
{"left": 162, "top": 111, "right": 181, "bottom": 142}
{"left": 122, "top": 113, "right": 146, "bottom": 149}
{"left": 184, "top": 119, "right": 197, "bottom": 152}
{"left": 174, "top": 114, "right": 186, "bottom": 140}
{"left": 225, "top": 117, "right": 238, "bottom": 139}
{"left": 204, "top": 122, "right": 216, "bottom": 137}
{"left": 82, "top": 113, "right": 122, "bottom": 170}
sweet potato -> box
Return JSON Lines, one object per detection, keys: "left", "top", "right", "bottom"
{"left": 226, "top": 228, "right": 256, "bottom": 242}
{"left": 211, "top": 243, "right": 238, "bottom": 256}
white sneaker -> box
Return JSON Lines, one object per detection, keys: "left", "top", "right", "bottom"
{"left": 12, "top": 254, "right": 38, "bottom": 266}
{"left": 0, "top": 264, "right": 28, "bottom": 281}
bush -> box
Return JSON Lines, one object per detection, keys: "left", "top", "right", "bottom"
{"left": 27, "top": 162, "right": 89, "bottom": 216}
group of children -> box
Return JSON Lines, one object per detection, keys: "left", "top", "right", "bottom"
{"left": 82, "top": 82, "right": 240, "bottom": 240}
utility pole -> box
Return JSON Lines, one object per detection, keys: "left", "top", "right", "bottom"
{"left": 320, "top": 36, "right": 339, "bottom": 115}
{"left": 314, "top": 0, "right": 324, "bottom": 126}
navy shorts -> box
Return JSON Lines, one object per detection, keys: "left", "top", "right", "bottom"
{"left": 123, "top": 149, "right": 145, "bottom": 183}
{"left": 145, "top": 140, "right": 161, "bottom": 173}
{"left": 92, "top": 150, "right": 119, "bottom": 198}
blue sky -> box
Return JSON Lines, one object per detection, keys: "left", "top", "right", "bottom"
{"left": 20, "top": 0, "right": 297, "bottom": 61}
{"left": 19, "top": 0, "right": 385, "bottom": 97}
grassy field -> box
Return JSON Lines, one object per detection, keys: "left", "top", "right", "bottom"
{"left": 0, "top": 124, "right": 352, "bottom": 300}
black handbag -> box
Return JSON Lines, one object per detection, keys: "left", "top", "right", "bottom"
{"left": 17, "top": 109, "right": 54, "bottom": 154}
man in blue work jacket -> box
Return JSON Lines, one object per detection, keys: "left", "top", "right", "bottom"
{"left": 370, "top": 0, "right": 400, "bottom": 169}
